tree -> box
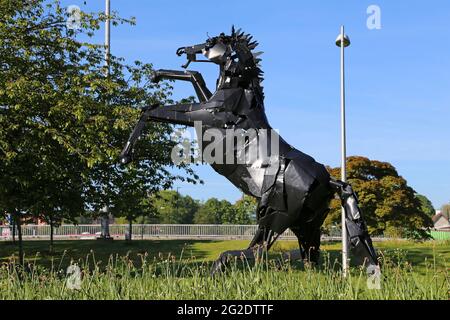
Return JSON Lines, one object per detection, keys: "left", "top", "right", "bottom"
{"left": 226, "top": 195, "right": 256, "bottom": 224}
{"left": 325, "top": 156, "right": 433, "bottom": 239}
{"left": 415, "top": 194, "right": 436, "bottom": 218}
{"left": 0, "top": 1, "right": 199, "bottom": 259}
{"left": 152, "top": 190, "right": 200, "bottom": 224}
{"left": 107, "top": 167, "right": 154, "bottom": 241}
{"left": 191, "top": 195, "right": 256, "bottom": 225}
{"left": 215, "top": 200, "right": 237, "bottom": 225}
{"left": 194, "top": 198, "right": 233, "bottom": 224}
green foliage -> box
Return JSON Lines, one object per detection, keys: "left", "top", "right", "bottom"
{"left": 151, "top": 190, "right": 199, "bottom": 224}
{"left": 326, "top": 156, "right": 433, "bottom": 239}
{"left": 138, "top": 192, "right": 257, "bottom": 225}
{"left": 193, "top": 198, "right": 233, "bottom": 224}
{"left": 229, "top": 195, "right": 257, "bottom": 224}
{"left": 415, "top": 194, "right": 435, "bottom": 218}
{"left": 0, "top": 1, "right": 200, "bottom": 248}
{"left": 192, "top": 195, "right": 256, "bottom": 225}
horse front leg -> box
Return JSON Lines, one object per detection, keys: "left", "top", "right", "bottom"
{"left": 211, "top": 227, "right": 280, "bottom": 276}
{"left": 152, "top": 69, "right": 212, "bottom": 102}
{"left": 119, "top": 103, "right": 159, "bottom": 165}
{"left": 119, "top": 102, "right": 218, "bottom": 165}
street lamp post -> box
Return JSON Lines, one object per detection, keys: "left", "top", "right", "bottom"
{"left": 335, "top": 26, "right": 350, "bottom": 276}
{"left": 105, "top": 0, "right": 110, "bottom": 76}
{"left": 99, "top": 0, "right": 112, "bottom": 240}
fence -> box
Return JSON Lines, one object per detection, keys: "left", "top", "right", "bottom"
{"left": 0, "top": 224, "right": 297, "bottom": 241}
{"left": 1, "top": 224, "right": 445, "bottom": 241}
{"left": 429, "top": 230, "right": 450, "bottom": 240}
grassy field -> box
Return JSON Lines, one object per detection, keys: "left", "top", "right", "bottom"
{"left": 0, "top": 239, "right": 449, "bottom": 300}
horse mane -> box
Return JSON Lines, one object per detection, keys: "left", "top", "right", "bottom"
{"left": 230, "top": 26, "right": 265, "bottom": 103}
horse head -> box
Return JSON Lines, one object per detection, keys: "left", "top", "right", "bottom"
{"left": 176, "top": 27, "right": 264, "bottom": 93}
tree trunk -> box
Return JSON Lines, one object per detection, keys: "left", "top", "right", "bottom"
{"left": 127, "top": 218, "right": 132, "bottom": 242}
{"left": 141, "top": 215, "right": 145, "bottom": 240}
{"left": 11, "top": 217, "right": 16, "bottom": 244}
{"left": 16, "top": 214, "right": 23, "bottom": 266}
{"left": 49, "top": 215, "right": 54, "bottom": 253}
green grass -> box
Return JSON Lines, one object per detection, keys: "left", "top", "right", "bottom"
{"left": 0, "top": 239, "right": 449, "bottom": 300}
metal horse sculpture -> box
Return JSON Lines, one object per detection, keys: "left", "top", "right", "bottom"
{"left": 120, "top": 28, "right": 378, "bottom": 274}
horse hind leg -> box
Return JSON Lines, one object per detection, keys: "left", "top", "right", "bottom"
{"left": 330, "top": 179, "right": 378, "bottom": 267}
{"left": 210, "top": 227, "right": 279, "bottom": 276}
{"left": 287, "top": 215, "right": 324, "bottom": 266}
{"left": 280, "top": 187, "right": 333, "bottom": 266}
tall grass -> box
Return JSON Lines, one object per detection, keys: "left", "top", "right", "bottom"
{"left": 0, "top": 247, "right": 448, "bottom": 300}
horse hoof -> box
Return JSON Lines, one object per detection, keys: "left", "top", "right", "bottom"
{"left": 150, "top": 71, "right": 161, "bottom": 83}
{"left": 210, "top": 257, "right": 227, "bottom": 276}
{"left": 119, "top": 155, "right": 132, "bottom": 165}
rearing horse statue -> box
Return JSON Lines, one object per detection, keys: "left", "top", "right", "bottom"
{"left": 120, "top": 27, "right": 378, "bottom": 274}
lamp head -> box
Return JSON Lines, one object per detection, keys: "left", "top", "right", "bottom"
{"left": 335, "top": 34, "right": 351, "bottom": 47}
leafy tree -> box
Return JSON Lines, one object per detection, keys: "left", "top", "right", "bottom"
{"left": 415, "top": 194, "right": 435, "bottom": 218}
{"left": 107, "top": 168, "right": 154, "bottom": 241}
{"left": 0, "top": 1, "right": 199, "bottom": 258}
{"left": 152, "top": 190, "right": 200, "bottom": 224}
{"left": 215, "top": 200, "right": 237, "bottom": 225}
{"left": 194, "top": 198, "right": 233, "bottom": 224}
{"left": 225, "top": 195, "right": 256, "bottom": 224}
{"left": 325, "top": 156, "right": 433, "bottom": 239}
{"left": 190, "top": 195, "right": 256, "bottom": 225}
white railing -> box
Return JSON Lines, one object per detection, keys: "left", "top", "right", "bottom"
{"left": 0, "top": 224, "right": 296, "bottom": 240}
{"left": 0, "top": 224, "right": 389, "bottom": 241}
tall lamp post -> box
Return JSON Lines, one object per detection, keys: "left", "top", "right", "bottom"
{"left": 105, "top": 0, "right": 110, "bottom": 76}
{"left": 335, "top": 26, "right": 350, "bottom": 276}
{"left": 99, "top": 0, "right": 112, "bottom": 240}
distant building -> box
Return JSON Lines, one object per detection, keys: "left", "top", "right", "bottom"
{"left": 432, "top": 211, "right": 450, "bottom": 231}
{"left": 1, "top": 215, "right": 53, "bottom": 226}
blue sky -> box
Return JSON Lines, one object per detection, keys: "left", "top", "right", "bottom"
{"left": 61, "top": 0, "right": 450, "bottom": 209}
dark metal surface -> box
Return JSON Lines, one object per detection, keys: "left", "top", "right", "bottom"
{"left": 120, "top": 27, "right": 378, "bottom": 273}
